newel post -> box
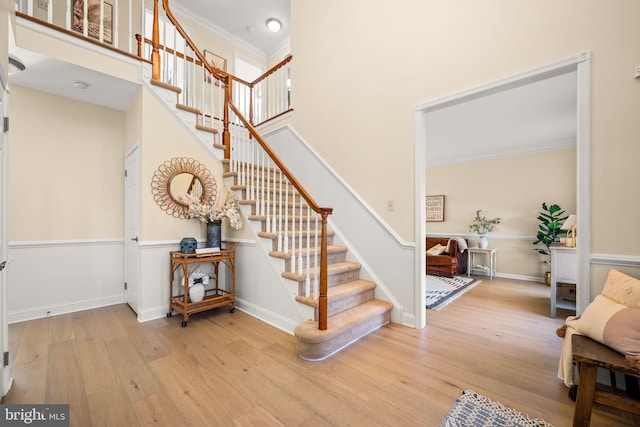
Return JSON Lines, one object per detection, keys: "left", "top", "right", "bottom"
{"left": 318, "top": 211, "right": 330, "bottom": 330}
{"left": 151, "top": 0, "right": 161, "bottom": 81}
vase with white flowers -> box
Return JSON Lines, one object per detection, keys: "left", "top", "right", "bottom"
{"left": 182, "top": 192, "right": 243, "bottom": 248}
{"left": 469, "top": 209, "right": 501, "bottom": 249}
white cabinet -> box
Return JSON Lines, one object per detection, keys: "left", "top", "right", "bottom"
{"left": 550, "top": 244, "right": 577, "bottom": 318}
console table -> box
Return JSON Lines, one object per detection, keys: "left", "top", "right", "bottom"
{"left": 467, "top": 247, "right": 496, "bottom": 278}
{"left": 167, "top": 241, "right": 238, "bottom": 327}
{"left": 550, "top": 243, "right": 577, "bottom": 318}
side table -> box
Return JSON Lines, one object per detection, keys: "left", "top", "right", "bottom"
{"left": 467, "top": 248, "right": 496, "bottom": 279}
{"left": 168, "top": 241, "right": 238, "bottom": 327}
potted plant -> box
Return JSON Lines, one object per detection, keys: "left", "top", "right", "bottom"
{"left": 532, "top": 202, "right": 568, "bottom": 284}
{"left": 469, "top": 210, "right": 501, "bottom": 248}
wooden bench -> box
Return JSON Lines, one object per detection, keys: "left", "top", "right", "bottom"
{"left": 572, "top": 334, "right": 640, "bottom": 426}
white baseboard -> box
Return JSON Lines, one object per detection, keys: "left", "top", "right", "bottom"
{"left": 8, "top": 294, "right": 124, "bottom": 324}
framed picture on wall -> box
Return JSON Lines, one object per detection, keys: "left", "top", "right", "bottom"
{"left": 426, "top": 195, "right": 445, "bottom": 222}
{"left": 204, "top": 50, "right": 227, "bottom": 72}
{"left": 72, "top": 0, "right": 113, "bottom": 45}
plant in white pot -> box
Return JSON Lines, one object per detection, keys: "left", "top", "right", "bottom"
{"left": 469, "top": 210, "right": 501, "bottom": 248}
{"left": 532, "top": 202, "right": 568, "bottom": 284}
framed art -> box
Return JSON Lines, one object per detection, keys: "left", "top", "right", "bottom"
{"left": 72, "top": 0, "right": 113, "bottom": 45}
{"left": 426, "top": 195, "right": 445, "bottom": 222}
{"left": 204, "top": 50, "right": 227, "bottom": 72}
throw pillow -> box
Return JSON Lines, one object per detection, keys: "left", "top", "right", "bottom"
{"left": 426, "top": 243, "right": 446, "bottom": 256}
{"left": 601, "top": 268, "right": 640, "bottom": 308}
{"left": 567, "top": 294, "right": 640, "bottom": 368}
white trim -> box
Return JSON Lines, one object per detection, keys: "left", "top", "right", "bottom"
{"left": 591, "top": 253, "right": 640, "bottom": 268}
{"left": 416, "top": 52, "right": 591, "bottom": 327}
{"left": 427, "top": 137, "right": 576, "bottom": 168}
{"left": 9, "top": 238, "right": 123, "bottom": 248}
{"left": 8, "top": 294, "right": 124, "bottom": 324}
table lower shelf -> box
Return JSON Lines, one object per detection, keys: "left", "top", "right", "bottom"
{"left": 169, "top": 289, "right": 235, "bottom": 326}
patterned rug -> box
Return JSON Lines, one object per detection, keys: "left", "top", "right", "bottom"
{"left": 426, "top": 275, "right": 479, "bottom": 310}
{"left": 441, "top": 390, "right": 554, "bottom": 427}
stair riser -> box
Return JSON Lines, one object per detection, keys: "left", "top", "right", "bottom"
{"left": 257, "top": 219, "right": 324, "bottom": 233}
{"left": 326, "top": 289, "right": 375, "bottom": 318}
{"left": 241, "top": 202, "right": 306, "bottom": 216}
{"left": 293, "top": 269, "right": 361, "bottom": 291}
{"left": 268, "top": 236, "right": 335, "bottom": 252}
{"left": 234, "top": 187, "right": 304, "bottom": 203}
{"left": 284, "top": 251, "right": 346, "bottom": 271}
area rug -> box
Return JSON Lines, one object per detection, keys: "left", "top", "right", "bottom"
{"left": 441, "top": 390, "right": 554, "bottom": 427}
{"left": 426, "top": 275, "right": 479, "bottom": 310}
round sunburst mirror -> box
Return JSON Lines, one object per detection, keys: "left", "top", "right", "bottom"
{"left": 151, "top": 157, "right": 217, "bottom": 218}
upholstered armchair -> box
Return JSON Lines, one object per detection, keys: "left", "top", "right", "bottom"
{"left": 426, "top": 237, "right": 468, "bottom": 278}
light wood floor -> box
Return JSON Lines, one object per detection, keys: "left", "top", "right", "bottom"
{"left": 4, "top": 277, "right": 640, "bottom": 426}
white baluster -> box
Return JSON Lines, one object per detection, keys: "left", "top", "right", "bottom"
{"left": 283, "top": 181, "right": 289, "bottom": 254}
{"left": 298, "top": 198, "right": 303, "bottom": 276}
{"left": 313, "top": 214, "right": 319, "bottom": 299}
{"left": 290, "top": 186, "right": 296, "bottom": 273}
{"left": 277, "top": 169, "right": 283, "bottom": 252}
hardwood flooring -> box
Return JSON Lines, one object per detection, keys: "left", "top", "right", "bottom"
{"left": 4, "top": 277, "right": 640, "bottom": 426}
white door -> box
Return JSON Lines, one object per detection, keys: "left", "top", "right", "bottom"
{"left": 0, "top": 87, "right": 11, "bottom": 396}
{"left": 124, "top": 145, "right": 140, "bottom": 313}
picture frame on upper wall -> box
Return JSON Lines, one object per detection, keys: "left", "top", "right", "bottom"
{"left": 426, "top": 195, "right": 445, "bottom": 222}
{"left": 72, "top": 0, "right": 113, "bottom": 45}
{"left": 204, "top": 50, "right": 227, "bottom": 72}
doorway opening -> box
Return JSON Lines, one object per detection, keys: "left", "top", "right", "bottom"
{"left": 414, "top": 53, "right": 591, "bottom": 329}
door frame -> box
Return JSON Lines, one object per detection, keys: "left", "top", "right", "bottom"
{"left": 124, "top": 144, "right": 140, "bottom": 314}
{"left": 414, "top": 52, "right": 591, "bottom": 328}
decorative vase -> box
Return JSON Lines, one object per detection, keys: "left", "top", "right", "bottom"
{"left": 478, "top": 236, "right": 488, "bottom": 249}
{"left": 180, "top": 237, "right": 197, "bottom": 254}
{"left": 206, "top": 220, "right": 222, "bottom": 248}
{"left": 189, "top": 283, "right": 205, "bottom": 302}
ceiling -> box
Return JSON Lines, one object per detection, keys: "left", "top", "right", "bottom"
{"left": 172, "top": 0, "right": 290, "bottom": 56}
{"left": 425, "top": 71, "right": 578, "bottom": 167}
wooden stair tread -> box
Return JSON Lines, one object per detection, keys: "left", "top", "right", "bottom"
{"left": 195, "top": 124, "right": 219, "bottom": 134}
{"left": 294, "top": 300, "right": 392, "bottom": 344}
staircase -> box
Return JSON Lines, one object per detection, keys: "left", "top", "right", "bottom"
{"left": 223, "top": 160, "right": 393, "bottom": 361}
{"left": 140, "top": 0, "right": 393, "bottom": 361}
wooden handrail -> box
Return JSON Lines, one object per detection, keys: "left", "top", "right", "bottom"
{"left": 159, "top": 0, "right": 331, "bottom": 330}
{"left": 250, "top": 55, "right": 292, "bottom": 86}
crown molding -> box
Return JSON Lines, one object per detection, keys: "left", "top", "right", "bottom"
{"left": 169, "top": 2, "right": 268, "bottom": 62}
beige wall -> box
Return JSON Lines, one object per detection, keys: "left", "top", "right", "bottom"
{"left": 9, "top": 85, "right": 126, "bottom": 240}
{"left": 290, "top": 0, "right": 640, "bottom": 260}
{"left": 291, "top": 0, "right": 640, "bottom": 296}
{"left": 426, "top": 148, "right": 576, "bottom": 277}
{"left": 139, "top": 87, "right": 251, "bottom": 242}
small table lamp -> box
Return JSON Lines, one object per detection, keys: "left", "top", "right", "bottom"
{"left": 561, "top": 214, "right": 577, "bottom": 247}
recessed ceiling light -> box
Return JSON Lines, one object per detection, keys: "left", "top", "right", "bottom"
{"left": 266, "top": 18, "right": 282, "bottom": 33}
{"left": 73, "top": 81, "right": 89, "bottom": 90}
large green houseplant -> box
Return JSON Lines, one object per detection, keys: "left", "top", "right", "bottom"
{"left": 533, "top": 203, "right": 568, "bottom": 283}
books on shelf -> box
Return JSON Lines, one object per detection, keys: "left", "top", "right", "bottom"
{"left": 196, "top": 247, "right": 221, "bottom": 255}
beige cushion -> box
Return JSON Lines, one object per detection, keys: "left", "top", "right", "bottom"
{"left": 601, "top": 269, "right": 640, "bottom": 308}
{"left": 568, "top": 294, "right": 640, "bottom": 368}
{"left": 426, "top": 243, "right": 447, "bottom": 256}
